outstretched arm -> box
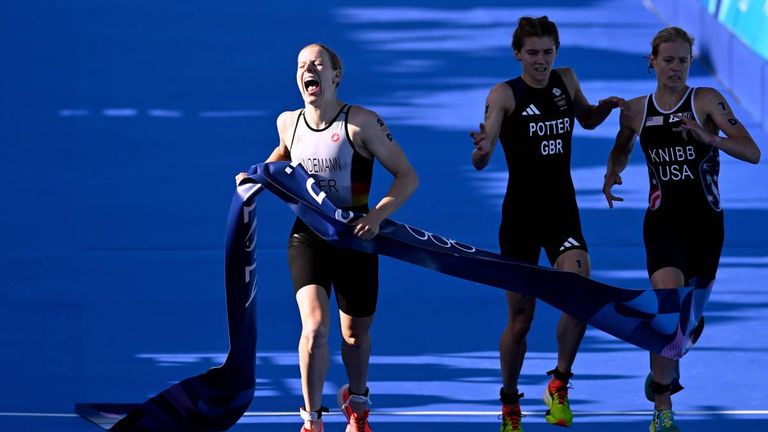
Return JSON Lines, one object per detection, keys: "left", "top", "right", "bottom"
{"left": 561, "top": 67, "right": 626, "bottom": 130}
{"left": 603, "top": 98, "right": 642, "bottom": 208}
{"left": 471, "top": 83, "right": 514, "bottom": 170}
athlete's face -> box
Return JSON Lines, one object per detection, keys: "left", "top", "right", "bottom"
{"left": 515, "top": 36, "right": 557, "bottom": 86}
{"left": 297, "top": 46, "right": 340, "bottom": 105}
{"left": 651, "top": 40, "right": 691, "bottom": 90}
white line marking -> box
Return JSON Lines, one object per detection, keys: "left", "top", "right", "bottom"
{"left": 239, "top": 410, "right": 768, "bottom": 417}
{"left": 102, "top": 108, "right": 138, "bottom": 117}
{"left": 58, "top": 109, "right": 90, "bottom": 117}
{"left": 198, "top": 110, "right": 266, "bottom": 118}
{"left": 147, "top": 109, "right": 184, "bottom": 118}
{"left": 4, "top": 409, "right": 768, "bottom": 419}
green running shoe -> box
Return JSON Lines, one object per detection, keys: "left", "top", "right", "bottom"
{"left": 650, "top": 409, "right": 680, "bottom": 432}
{"left": 543, "top": 377, "right": 573, "bottom": 427}
{"left": 499, "top": 403, "right": 524, "bottom": 432}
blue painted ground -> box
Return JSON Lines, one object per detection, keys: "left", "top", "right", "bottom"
{"left": 1, "top": 0, "right": 766, "bottom": 431}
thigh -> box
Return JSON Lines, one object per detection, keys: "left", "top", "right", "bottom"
{"left": 499, "top": 221, "right": 541, "bottom": 264}
{"left": 688, "top": 212, "right": 724, "bottom": 282}
{"left": 296, "top": 284, "right": 332, "bottom": 331}
{"left": 650, "top": 267, "right": 685, "bottom": 289}
{"left": 339, "top": 310, "right": 374, "bottom": 341}
{"left": 554, "top": 248, "right": 590, "bottom": 277}
{"left": 288, "top": 232, "right": 333, "bottom": 297}
{"left": 643, "top": 210, "right": 686, "bottom": 280}
{"left": 332, "top": 247, "right": 378, "bottom": 318}
{"left": 542, "top": 203, "right": 588, "bottom": 266}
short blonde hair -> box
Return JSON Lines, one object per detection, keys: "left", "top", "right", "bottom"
{"left": 303, "top": 43, "right": 343, "bottom": 78}
{"left": 649, "top": 27, "right": 694, "bottom": 69}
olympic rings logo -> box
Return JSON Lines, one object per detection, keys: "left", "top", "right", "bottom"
{"left": 403, "top": 225, "right": 476, "bottom": 253}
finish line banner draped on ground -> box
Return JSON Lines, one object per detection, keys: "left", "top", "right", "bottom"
{"left": 76, "top": 161, "right": 710, "bottom": 431}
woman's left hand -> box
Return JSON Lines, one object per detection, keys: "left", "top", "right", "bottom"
{"left": 673, "top": 114, "right": 716, "bottom": 145}
{"left": 352, "top": 213, "right": 382, "bottom": 240}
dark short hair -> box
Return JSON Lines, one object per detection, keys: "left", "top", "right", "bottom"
{"left": 512, "top": 16, "right": 560, "bottom": 52}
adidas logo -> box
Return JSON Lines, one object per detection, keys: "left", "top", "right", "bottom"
{"left": 521, "top": 104, "right": 541, "bottom": 116}
{"left": 559, "top": 237, "right": 581, "bottom": 251}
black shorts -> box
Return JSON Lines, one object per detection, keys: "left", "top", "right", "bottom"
{"left": 287, "top": 218, "right": 378, "bottom": 317}
{"left": 643, "top": 207, "right": 724, "bottom": 283}
{"left": 498, "top": 199, "right": 588, "bottom": 265}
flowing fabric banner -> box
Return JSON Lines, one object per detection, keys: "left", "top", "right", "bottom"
{"left": 250, "top": 161, "right": 710, "bottom": 360}
{"left": 76, "top": 161, "right": 709, "bottom": 431}
{"left": 76, "top": 180, "right": 263, "bottom": 431}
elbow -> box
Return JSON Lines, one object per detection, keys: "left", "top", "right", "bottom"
{"left": 581, "top": 117, "right": 603, "bottom": 130}
{"left": 410, "top": 171, "right": 420, "bottom": 192}
{"left": 744, "top": 146, "right": 761, "bottom": 164}
{"left": 401, "top": 169, "right": 419, "bottom": 195}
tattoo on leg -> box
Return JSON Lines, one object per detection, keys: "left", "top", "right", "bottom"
{"left": 515, "top": 296, "right": 528, "bottom": 315}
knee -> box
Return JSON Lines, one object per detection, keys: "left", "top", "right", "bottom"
{"left": 506, "top": 318, "right": 533, "bottom": 342}
{"left": 564, "top": 314, "right": 587, "bottom": 331}
{"left": 301, "top": 321, "right": 330, "bottom": 349}
{"left": 341, "top": 329, "right": 371, "bottom": 348}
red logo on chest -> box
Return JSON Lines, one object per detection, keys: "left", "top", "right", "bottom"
{"left": 331, "top": 132, "right": 341, "bottom": 143}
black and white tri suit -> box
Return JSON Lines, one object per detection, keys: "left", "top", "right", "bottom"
{"left": 286, "top": 104, "right": 378, "bottom": 317}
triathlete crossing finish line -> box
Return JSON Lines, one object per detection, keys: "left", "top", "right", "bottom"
{"left": 78, "top": 160, "right": 709, "bottom": 432}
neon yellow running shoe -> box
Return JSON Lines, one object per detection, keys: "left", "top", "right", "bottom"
{"left": 499, "top": 403, "right": 524, "bottom": 432}
{"left": 650, "top": 409, "right": 680, "bottom": 432}
{"left": 543, "top": 376, "right": 573, "bottom": 427}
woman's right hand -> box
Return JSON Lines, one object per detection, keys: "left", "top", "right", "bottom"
{"left": 602, "top": 171, "right": 623, "bottom": 208}
{"left": 235, "top": 172, "right": 248, "bottom": 186}
{"left": 470, "top": 123, "right": 491, "bottom": 155}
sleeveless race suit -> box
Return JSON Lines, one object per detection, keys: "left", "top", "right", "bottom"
{"left": 639, "top": 87, "right": 723, "bottom": 283}
{"left": 286, "top": 104, "right": 378, "bottom": 316}
{"left": 497, "top": 70, "right": 587, "bottom": 265}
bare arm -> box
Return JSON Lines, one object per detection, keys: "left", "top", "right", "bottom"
{"left": 349, "top": 108, "right": 419, "bottom": 239}
{"left": 266, "top": 111, "right": 295, "bottom": 162}
{"left": 235, "top": 111, "right": 295, "bottom": 185}
{"left": 681, "top": 87, "right": 761, "bottom": 164}
{"left": 603, "top": 97, "right": 643, "bottom": 208}
{"left": 471, "top": 83, "right": 514, "bottom": 170}
{"left": 561, "top": 67, "right": 626, "bottom": 130}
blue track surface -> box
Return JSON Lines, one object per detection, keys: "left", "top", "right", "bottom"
{"left": 2, "top": 0, "right": 767, "bottom": 430}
